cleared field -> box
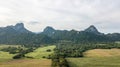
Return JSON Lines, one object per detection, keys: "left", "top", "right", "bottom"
{"left": 0, "top": 51, "right": 15, "bottom": 62}
{"left": 67, "top": 49, "right": 120, "bottom": 67}
{"left": 25, "top": 45, "right": 56, "bottom": 59}
{"left": 0, "top": 59, "right": 51, "bottom": 67}
{"left": 84, "top": 49, "right": 120, "bottom": 57}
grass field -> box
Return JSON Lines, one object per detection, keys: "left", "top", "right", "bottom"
{"left": 0, "top": 45, "right": 21, "bottom": 62}
{"left": 84, "top": 49, "right": 120, "bottom": 57}
{"left": 0, "top": 51, "right": 15, "bottom": 62}
{"left": 67, "top": 49, "right": 120, "bottom": 67}
{"left": 25, "top": 45, "right": 56, "bottom": 59}
{"left": 0, "top": 59, "right": 51, "bottom": 67}
{"left": 0, "top": 45, "right": 55, "bottom": 67}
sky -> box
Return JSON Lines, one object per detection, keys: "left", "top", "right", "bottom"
{"left": 0, "top": 0, "right": 120, "bottom": 33}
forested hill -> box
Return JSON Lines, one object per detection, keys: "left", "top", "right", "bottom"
{"left": 42, "top": 25, "right": 120, "bottom": 43}
{"left": 0, "top": 23, "right": 120, "bottom": 46}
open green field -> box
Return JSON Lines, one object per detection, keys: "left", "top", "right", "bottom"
{"left": 0, "top": 45, "right": 55, "bottom": 67}
{"left": 67, "top": 49, "right": 120, "bottom": 67}
{"left": 0, "top": 45, "right": 22, "bottom": 62}
{"left": 0, "top": 51, "right": 15, "bottom": 62}
{"left": 25, "top": 45, "right": 56, "bottom": 59}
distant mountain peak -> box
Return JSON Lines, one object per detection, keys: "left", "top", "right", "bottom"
{"left": 0, "top": 23, "right": 31, "bottom": 34}
{"left": 85, "top": 25, "right": 100, "bottom": 34}
{"left": 43, "top": 26, "right": 55, "bottom": 36}
{"left": 43, "top": 26, "right": 55, "bottom": 32}
{"left": 13, "top": 23, "right": 31, "bottom": 33}
{"left": 14, "top": 23, "right": 24, "bottom": 29}
{"left": 15, "top": 23, "right": 24, "bottom": 27}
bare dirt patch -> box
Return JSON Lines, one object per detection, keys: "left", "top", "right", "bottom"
{"left": 0, "top": 59, "right": 51, "bottom": 67}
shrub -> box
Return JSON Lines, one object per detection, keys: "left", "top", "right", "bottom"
{"left": 46, "top": 49, "right": 52, "bottom": 52}
{"left": 13, "top": 53, "right": 25, "bottom": 59}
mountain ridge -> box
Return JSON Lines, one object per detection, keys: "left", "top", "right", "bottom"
{"left": 84, "top": 25, "right": 101, "bottom": 34}
{"left": 0, "top": 23, "right": 32, "bottom": 34}
{"left": 0, "top": 23, "right": 119, "bottom": 34}
{"left": 0, "top": 23, "right": 120, "bottom": 45}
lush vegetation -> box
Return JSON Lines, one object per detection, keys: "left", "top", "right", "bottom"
{"left": 54, "top": 42, "right": 120, "bottom": 58}
{"left": 1, "top": 46, "right": 25, "bottom": 54}
{"left": 1, "top": 23, "right": 120, "bottom": 47}
{"left": 25, "top": 45, "right": 55, "bottom": 59}
{"left": 1, "top": 23, "right": 120, "bottom": 67}
{"left": 0, "top": 51, "right": 15, "bottom": 62}
{"left": 0, "top": 45, "right": 35, "bottom": 59}
{"left": 0, "top": 33, "right": 54, "bottom": 47}
{"left": 0, "top": 43, "right": 120, "bottom": 67}
{"left": 50, "top": 41, "right": 120, "bottom": 67}
{"left": 51, "top": 57, "right": 69, "bottom": 67}
{"left": 0, "top": 45, "right": 54, "bottom": 67}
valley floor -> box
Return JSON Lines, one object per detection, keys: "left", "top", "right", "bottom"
{"left": 0, "top": 59, "right": 51, "bottom": 67}
{"left": 0, "top": 45, "right": 55, "bottom": 67}
{"left": 67, "top": 49, "right": 120, "bottom": 67}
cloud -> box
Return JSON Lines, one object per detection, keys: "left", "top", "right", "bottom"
{"left": 29, "top": 21, "right": 39, "bottom": 25}
{"left": 0, "top": 0, "right": 120, "bottom": 33}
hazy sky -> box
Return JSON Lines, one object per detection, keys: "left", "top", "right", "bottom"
{"left": 0, "top": 0, "right": 120, "bottom": 33}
